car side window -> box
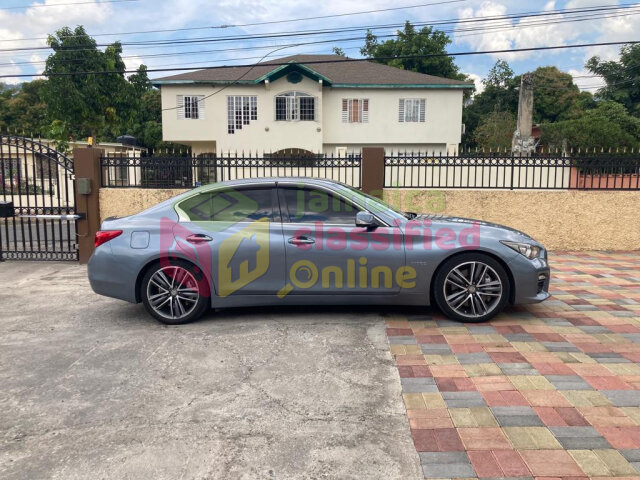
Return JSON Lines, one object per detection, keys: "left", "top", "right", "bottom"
{"left": 280, "top": 186, "right": 359, "bottom": 224}
{"left": 178, "top": 187, "right": 275, "bottom": 222}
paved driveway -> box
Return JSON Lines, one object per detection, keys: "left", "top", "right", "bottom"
{"left": 2, "top": 252, "right": 640, "bottom": 480}
{"left": 388, "top": 252, "right": 640, "bottom": 479}
{"left": 0, "top": 262, "right": 421, "bottom": 480}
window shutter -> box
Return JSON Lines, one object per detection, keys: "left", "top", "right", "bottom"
{"left": 362, "top": 99, "right": 369, "bottom": 123}
{"left": 419, "top": 99, "right": 425, "bottom": 122}
{"left": 398, "top": 99, "right": 405, "bottom": 122}
{"left": 342, "top": 99, "right": 348, "bottom": 122}
{"left": 198, "top": 96, "right": 205, "bottom": 120}
{"left": 177, "top": 95, "right": 185, "bottom": 119}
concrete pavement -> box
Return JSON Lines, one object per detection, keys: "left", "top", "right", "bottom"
{"left": 0, "top": 262, "right": 422, "bottom": 480}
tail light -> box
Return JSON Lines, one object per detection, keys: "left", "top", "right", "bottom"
{"left": 95, "top": 230, "right": 123, "bottom": 248}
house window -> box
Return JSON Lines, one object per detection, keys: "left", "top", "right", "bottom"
{"left": 227, "top": 96, "right": 258, "bottom": 134}
{"left": 342, "top": 99, "right": 369, "bottom": 123}
{"left": 177, "top": 95, "right": 205, "bottom": 120}
{"left": 399, "top": 98, "right": 426, "bottom": 123}
{"left": 275, "top": 91, "right": 316, "bottom": 121}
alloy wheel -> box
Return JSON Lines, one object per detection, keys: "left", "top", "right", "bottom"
{"left": 146, "top": 266, "right": 200, "bottom": 321}
{"left": 443, "top": 261, "right": 503, "bottom": 319}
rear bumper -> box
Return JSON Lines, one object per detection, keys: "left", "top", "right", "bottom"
{"left": 88, "top": 246, "right": 138, "bottom": 303}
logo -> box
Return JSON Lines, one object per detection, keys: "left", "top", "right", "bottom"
{"left": 218, "top": 218, "right": 270, "bottom": 297}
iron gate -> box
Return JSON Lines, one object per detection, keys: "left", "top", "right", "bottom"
{"left": 0, "top": 135, "right": 78, "bottom": 261}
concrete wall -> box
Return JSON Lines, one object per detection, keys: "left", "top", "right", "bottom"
{"left": 159, "top": 79, "right": 463, "bottom": 155}
{"left": 383, "top": 189, "right": 640, "bottom": 251}
{"left": 100, "top": 188, "right": 189, "bottom": 220}
{"left": 99, "top": 187, "right": 640, "bottom": 251}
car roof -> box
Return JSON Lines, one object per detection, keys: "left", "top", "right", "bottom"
{"left": 195, "top": 177, "right": 350, "bottom": 191}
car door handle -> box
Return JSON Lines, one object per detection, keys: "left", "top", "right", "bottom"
{"left": 186, "top": 234, "right": 213, "bottom": 244}
{"left": 288, "top": 236, "right": 315, "bottom": 245}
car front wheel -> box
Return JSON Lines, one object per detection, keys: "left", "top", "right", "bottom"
{"left": 141, "top": 261, "right": 209, "bottom": 325}
{"left": 433, "top": 253, "right": 510, "bottom": 323}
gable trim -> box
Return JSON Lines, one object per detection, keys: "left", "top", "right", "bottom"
{"left": 254, "top": 62, "right": 332, "bottom": 85}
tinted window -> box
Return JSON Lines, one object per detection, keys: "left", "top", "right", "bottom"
{"left": 179, "top": 188, "right": 274, "bottom": 222}
{"left": 281, "top": 187, "right": 358, "bottom": 224}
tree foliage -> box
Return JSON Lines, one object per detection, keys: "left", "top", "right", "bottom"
{"left": 463, "top": 61, "right": 595, "bottom": 146}
{"left": 541, "top": 101, "right": 640, "bottom": 150}
{"left": 360, "top": 22, "right": 469, "bottom": 83}
{"left": 472, "top": 110, "right": 516, "bottom": 150}
{"left": 42, "top": 26, "right": 134, "bottom": 140}
{"left": 586, "top": 44, "right": 640, "bottom": 116}
{"left": 463, "top": 61, "right": 519, "bottom": 145}
{"left": 0, "top": 80, "right": 48, "bottom": 135}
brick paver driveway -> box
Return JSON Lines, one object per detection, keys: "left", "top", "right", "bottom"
{"left": 387, "top": 252, "right": 640, "bottom": 479}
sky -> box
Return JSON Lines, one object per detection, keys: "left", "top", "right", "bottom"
{"left": 0, "top": 0, "right": 638, "bottom": 93}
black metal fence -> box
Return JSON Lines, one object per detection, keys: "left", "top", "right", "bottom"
{"left": 101, "top": 153, "right": 362, "bottom": 189}
{"left": 384, "top": 153, "right": 640, "bottom": 190}
{"left": 100, "top": 152, "right": 640, "bottom": 191}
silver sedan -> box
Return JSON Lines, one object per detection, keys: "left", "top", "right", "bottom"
{"left": 88, "top": 178, "right": 550, "bottom": 324}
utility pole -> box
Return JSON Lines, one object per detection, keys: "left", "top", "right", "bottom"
{"left": 512, "top": 73, "right": 537, "bottom": 155}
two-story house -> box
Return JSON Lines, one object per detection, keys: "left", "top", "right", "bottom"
{"left": 153, "top": 54, "right": 474, "bottom": 156}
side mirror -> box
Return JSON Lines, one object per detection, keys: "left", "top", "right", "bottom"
{"left": 356, "top": 211, "right": 376, "bottom": 228}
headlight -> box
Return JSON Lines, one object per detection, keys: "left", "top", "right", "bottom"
{"left": 501, "top": 241, "right": 541, "bottom": 260}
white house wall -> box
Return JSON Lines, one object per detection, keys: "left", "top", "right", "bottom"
{"left": 322, "top": 88, "right": 462, "bottom": 152}
{"left": 160, "top": 75, "right": 464, "bottom": 154}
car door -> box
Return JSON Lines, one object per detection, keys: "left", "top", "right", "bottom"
{"left": 173, "top": 183, "right": 287, "bottom": 297}
{"left": 277, "top": 182, "right": 405, "bottom": 296}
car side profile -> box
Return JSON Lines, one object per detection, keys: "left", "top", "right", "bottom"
{"left": 88, "top": 178, "right": 550, "bottom": 324}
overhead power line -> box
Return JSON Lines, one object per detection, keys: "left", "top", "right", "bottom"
{"left": 1, "top": 2, "right": 638, "bottom": 61}
{"left": 0, "top": 2, "right": 635, "bottom": 53}
{"left": 7, "top": 7, "right": 640, "bottom": 67}
{"left": 1, "top": 0, "right": 637, "bottom": 43}
{"left": 2, "top": 7, "right": 639, "bottom": 68}
{"left": 1, "top": 40, "right": 638, "bottom": 79}
{"left": 0, "top": 0, "right": 139, "bottom": 10}
{"left": 0, "top": 0, "right": 465, "bottom": 42}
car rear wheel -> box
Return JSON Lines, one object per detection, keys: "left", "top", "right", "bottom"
{"left": 141, "top": 261, "right": 209, "bottom": 325}
{"left": 433, "top": 253, "right": 510, "bottom": 323}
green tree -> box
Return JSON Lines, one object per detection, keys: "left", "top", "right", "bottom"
{"left": 541, "top": 101, "right": 640, "bottom": 150}
{"left": 586, "top": 43, "right": 640, "bottom": 116}
{"left": 42, "top": 26, "right": 138, "bottom": 142}
{"left": 463, "top": 60, "right": 519, "bottom": 146}
{"left": 360, "top": 22, "right": 468, "bottom": 82}
{"left": 331, "top": 47, "right": 345, "bottom": 56}
{"left": 472, "top": 110, "right": 516, "bottom": 150}
{"left": 484, "top": 59, "right": 514, "bottom": 88}
{"left": 530, "top": 66, "right": 590, "bottom": 123}
{"left": 0, "top": 81, "right": 49, "bottom": 135}
{"left": 463, "top": 61, "right": 593, "bottom": 146}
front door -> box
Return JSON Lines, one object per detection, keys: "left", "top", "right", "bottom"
{"left": 278, "top": 183, "right": 405, "bottom": 296}
{"left": 174, "top": 184, "right": 286, "bottom": 296}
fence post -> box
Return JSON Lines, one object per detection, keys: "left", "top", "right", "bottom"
{"left": 510, "top": 154, "right": 515, "bottom": 191}
{"left": 73, "top": 148, "right": 103, "bottom": 264}
{"left": 361, "top": 147, "right": 385, "bottom": 197}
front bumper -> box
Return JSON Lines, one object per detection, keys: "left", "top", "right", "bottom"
{"left": 508, "top": 255, "right": 551, "bottom": 305}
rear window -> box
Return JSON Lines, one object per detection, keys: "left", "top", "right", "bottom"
{"left": 177, "top": 187, "right": 274, "bottom": 222}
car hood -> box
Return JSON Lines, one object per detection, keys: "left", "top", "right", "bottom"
{"left": 416, "top": 214, "right": 536, "bottom": 242}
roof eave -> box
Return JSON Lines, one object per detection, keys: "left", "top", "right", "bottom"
{"left": 152, "top": 79, "right": 256, "bottom": 86}
{"left": 331, "top": 83, "right": 475, "bottom": 89}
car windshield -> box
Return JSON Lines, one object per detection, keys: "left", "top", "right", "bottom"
{"left": 340, "top": 184, "right": 412, "bottom": 220}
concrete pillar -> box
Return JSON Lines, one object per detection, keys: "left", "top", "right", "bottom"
{"left": 73, "top": 148, "right": 103, "bottom": 264}
{"left": 512, "top": 73, "right": 535, "bottom": 154}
